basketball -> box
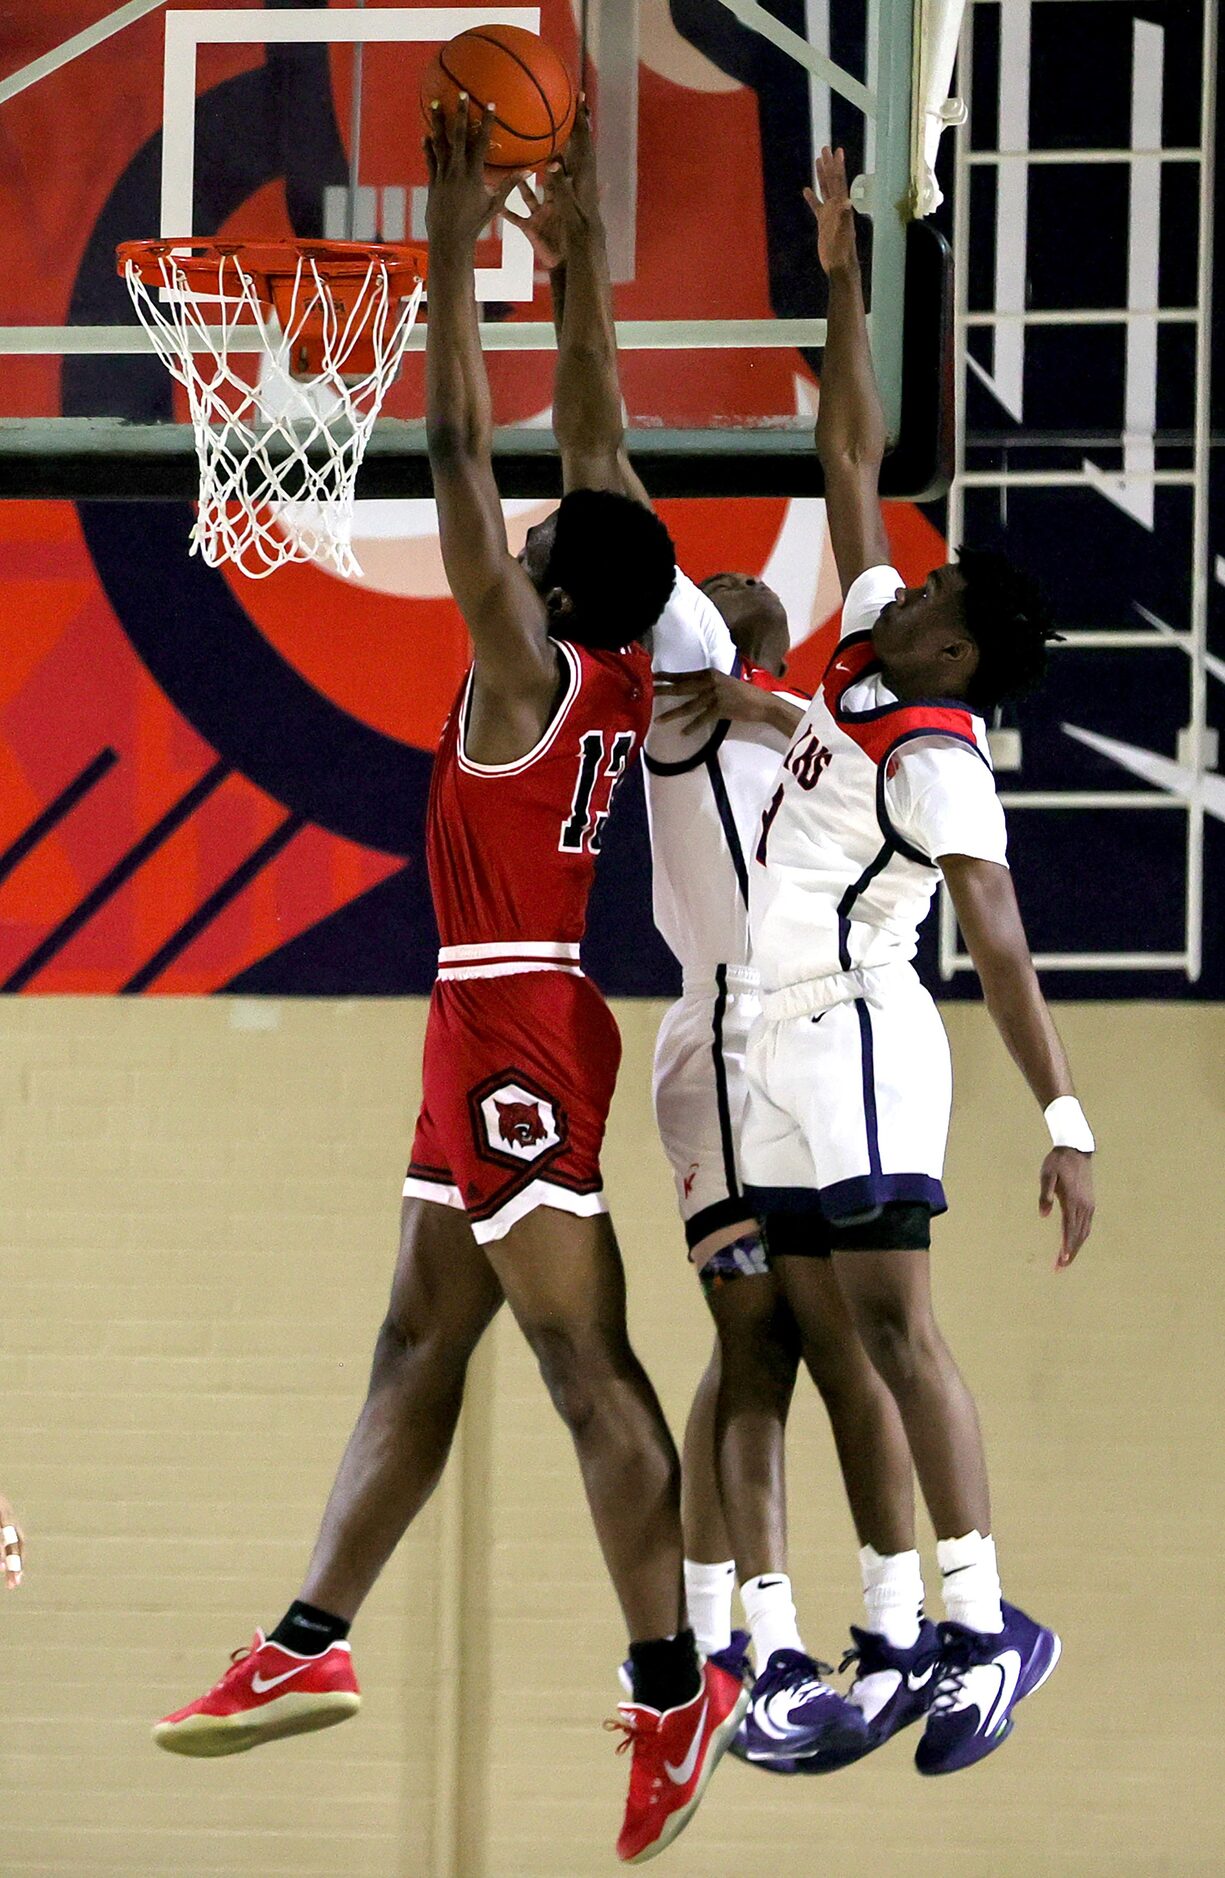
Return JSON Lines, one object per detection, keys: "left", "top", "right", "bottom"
{"left": 420, "top": 26, "right": 577, "bottom": 169}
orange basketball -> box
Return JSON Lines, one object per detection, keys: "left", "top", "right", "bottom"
{"left": 420, "top": 25, "right": 576, "bottom": 170}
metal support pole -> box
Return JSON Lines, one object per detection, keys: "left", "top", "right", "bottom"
{"left": 1185, "top": 0, "right": 1217, "bottom": 981}
{"left": 0, "top": 0, "right": 169, "bottom": 106}
{"left": 346, "top": 0, "right": 367, "bottom": 241}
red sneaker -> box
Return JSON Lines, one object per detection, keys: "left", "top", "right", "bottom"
{"left": 610, "top": 1657, "right": 749, "bottom": 1863}
{"left": 153, "top": 1630, "right": 360, "bottom": 1757}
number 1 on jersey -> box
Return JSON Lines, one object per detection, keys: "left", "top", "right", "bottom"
{"left": 560, "top": 730, "right": 636, "bottom": 854}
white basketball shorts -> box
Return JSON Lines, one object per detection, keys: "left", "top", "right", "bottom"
{"left": 740, "top": 963, "right": 951, "bottom": 1224}
{"left": 652, "top": 965, "right": 762, "bottom": 1254}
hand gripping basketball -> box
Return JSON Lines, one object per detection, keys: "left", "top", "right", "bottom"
{"left": 420, "top": 25, "right": 576, "bottom": 170}
{"left": 424, "top": 98, "right": 530, "bottom": 250}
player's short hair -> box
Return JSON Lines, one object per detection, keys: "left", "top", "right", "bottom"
{"left": 543, "top": 490, "right": 676, "bottom": 648}
{"left": 956, "top": 547, "right": 1061, "bottom": 710}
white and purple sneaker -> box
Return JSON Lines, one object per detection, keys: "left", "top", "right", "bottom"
{"left": 741, "top": 1648, "right": 868, "bottom": 1765}
{"left": 915, "top": 1602, "right": 1061, "bottom": 1776}
{"left": 799, "top": 1620, "right": 942, "bottom": 1774}
{"left": 717, "top": 1631, "right": 804, "bottom": 1776}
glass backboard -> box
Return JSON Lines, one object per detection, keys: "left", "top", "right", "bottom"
{"left": 0, "top": 0, "right": 949, "bottom": 498}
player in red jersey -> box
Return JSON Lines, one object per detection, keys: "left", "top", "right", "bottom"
{"left": 154, "top": 101, "right": 746, "bottom": 1864}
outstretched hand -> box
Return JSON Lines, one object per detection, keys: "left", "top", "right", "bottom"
{"left": 654, "top": 669, "right": 792, "bottom": 738}
{"left": 1039, "top": 1147, "right": 1095, "bottom": 1270}
{"left": 501, "top": 171, "right": 566, "bottom": 270}
{"left": 501, "top": 101, "right": 601, "bottom": 269}
{"left": 803, "top": 145, "right": 858, "bottom": 277}
{"left": 424, "top": 97, "right": 528, "bottom": 251}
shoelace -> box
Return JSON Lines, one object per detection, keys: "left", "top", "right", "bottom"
{"left": 605, "top": 1712, "right": 670, "bottom": 1808}
{"left": 929, "top": 1658, "right": 972, "bottom": 1716}
{"left": 209, "top": 1644, "right": 252, "bottom": 1693}
{"left": 604, "top": 1714, "right": 654, "bottom": 1755}
{"left": 837, "top": 1644, "right": 860, "bottom": 1678}
{"left": 929, "top": 1634, "right": 997, "bottom": 1715}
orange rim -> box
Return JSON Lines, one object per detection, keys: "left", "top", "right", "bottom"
{"left": 116, "top": 237, "right": 429, "bottom": 300}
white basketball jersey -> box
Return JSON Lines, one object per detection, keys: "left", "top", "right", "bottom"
{"left": 644, "top": 571, "right": 806, "bottom": 983}
{"left": 749, "top": 566, "right": 1009, "bottom": 1000}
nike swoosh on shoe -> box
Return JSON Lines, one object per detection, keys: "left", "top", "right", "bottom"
{"left": 664, "top": 1700, "right": 709, "bottom": 1784}
{"left": 250, "top": 1664, "right": 315, "bottom": 1695}
{"left": 981, "top": 1650, "right": 1021, "bottom": 1737}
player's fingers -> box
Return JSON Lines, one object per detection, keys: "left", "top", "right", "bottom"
{"left": 473, "top": 99, "right": 498, "bottom": 164}
{"left": 802, "top": 185, "right": 821, "bottom": 217}
{"left": 426, "top": 103, "right": 444, "bottom": 168}
{"left": 423, "top": 135, "right": 438, "bottom": 185}
{"left": 1055, "top": 1213, "right": 1080, "bottom": 1269}
{"left": 653, "top": 669, "right": 710, "bottom": 691}
{"left": 446, "top": 91, "right": 469, "bottom": 167}
{"left": 658, "top": 698, "right": 714, "bottom": 729}
{"left": 429, "top": 98, "right": 453, "bottom": 169}
{"left": 2, "top": 1523, "right": 23, "bottom": 1588}
{"left": 658, "top": 700, "right": 713, "bottom": 726}
{"left": 489, "top": 170, "right": 528, "bottom": 219}
{"left": 1038, "top": 1163, "right": 1057, "bottom": 1216}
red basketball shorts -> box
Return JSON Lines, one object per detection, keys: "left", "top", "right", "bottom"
{"left": 403, "top": 969, "right": 622, "bottom": 1243}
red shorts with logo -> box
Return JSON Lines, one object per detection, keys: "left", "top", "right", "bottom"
{"left": 403, "top": 969, "right": 622, "bottom": 1244}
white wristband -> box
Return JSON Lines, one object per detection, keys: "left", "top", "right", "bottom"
{"left": 1044, "top": 1096, "right": 1095, "bottom": 1153}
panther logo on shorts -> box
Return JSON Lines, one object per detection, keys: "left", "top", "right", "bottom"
{"left": 495, "top": 1099, "right": 549, "bottom": 1148}
{"left": 471, "top": 1071, "right": 568, "bottom": 1168}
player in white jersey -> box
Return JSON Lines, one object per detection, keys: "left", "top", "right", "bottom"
{"left": 646, "top": 570, "right": 901, "bottom": 1766}
{"left": 650, "top": 575, "right": 949, "bottom": 1772}
{"left": 726, "top": 148, "right": 1097, "bottom": 1778}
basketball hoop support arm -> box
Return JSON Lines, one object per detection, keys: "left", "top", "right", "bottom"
{"left": 710, "top": 0, "right": 874, "bottom": 114}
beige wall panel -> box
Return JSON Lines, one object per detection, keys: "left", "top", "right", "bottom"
{"left": 1, "top": 999, "right": 443, "bottom": 1878}
{"left": 477, "top": 1001, "right": 1225, "bottom": 1877}
{"left": 1, "top": 998, "right": 1222, "bottom": 1874}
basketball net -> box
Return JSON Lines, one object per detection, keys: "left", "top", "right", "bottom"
{"left": 120, "top": 244, "right": 426, "bottom": 581}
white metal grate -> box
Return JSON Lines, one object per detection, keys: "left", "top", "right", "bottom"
{"left": 941, "top": 0, "right": 1218, "bottom": 981}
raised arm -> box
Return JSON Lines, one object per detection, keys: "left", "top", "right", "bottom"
{"left": 806, "top": 146, "right": 892, "bottom": 596}
{"left": 506, "top": 105, "right": 649, "bottom": 505}
{"left": 941, "top": 854, "right": 1096, "bottom": 1268}
{"left": 424, "top": 100, "right": 557, "bottom": 724}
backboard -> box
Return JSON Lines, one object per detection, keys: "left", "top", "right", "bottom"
{"left": 0, "top": 0, "right": 951, "bottom": 501}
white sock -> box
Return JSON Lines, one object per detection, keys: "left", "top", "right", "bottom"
{"left": 684, "top": 1559, "right": 735, "bottom": 1657}
{"left": 936, "top": 1529, "right": 1003, "bottom": 1635}
{"left": 859, "top": 1544, "right": 924, "bottom": 1649}
{"left": 740, "top": 1573, "right": 805, "bottom": 1668}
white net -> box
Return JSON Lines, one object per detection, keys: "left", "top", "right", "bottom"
{"left": 122, "top": 247, "right": 425, "bottom": 580}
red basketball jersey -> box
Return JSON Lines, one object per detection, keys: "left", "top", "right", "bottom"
{"left": 427, "top": 638, "right": 652, "bottom": 959}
